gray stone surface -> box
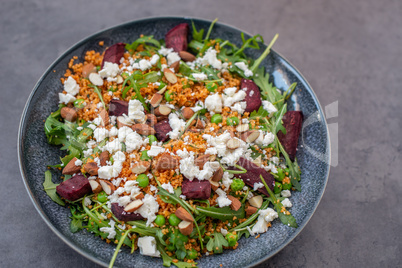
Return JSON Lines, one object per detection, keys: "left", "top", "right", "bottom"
{"left": 0, "top": 0, "right": 400, "bottom": 267}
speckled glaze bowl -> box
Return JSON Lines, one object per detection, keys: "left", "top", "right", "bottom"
{"left": 18, "top": 17, "right": 330, "bottom": 268}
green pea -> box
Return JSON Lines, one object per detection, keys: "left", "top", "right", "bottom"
{"left": 166, "top": 243, "right": 175, "bottom": 251}
{"left": 231, "top": 178, "right": 245, "bottom": 191}
{"left": 225, "top": 232, "right": 238, "bottom": 247}
{"left": 282, "top": 181, "right": 292, "bottom": 190}
{"left": 274, "top": 182, "right": 283, "bottom": 194}
{"left": 276, "top": 168, "right": 285, "bottom": 182}
{"left": 226, "top": 116, "right": 239, "bottom": 126}
{"left": 140, "top": 150, "right": 150, "bottom": 161}
{"left": 154, "top": 215, "right": 166, "bottom": 227}
{"left": 168, "top": 214, "right": 181, "bottom": 226}
{"left": 73, "top": 99, "right": 86, "bottom": 109}
{"left": 148, "top": 135, "right": 157, "bottom": 145}
{"left": 186, "top": 248, "right": 198, "bottom": 260}
{"left": 97, "top": 191, "right": 108, "bottom": 203}
{"left": 211, "top": 114, "right": 223, "bottom": 124}
{"left": 206, "top": 82, "right": 218, "bottom": 92}
{"left": 136, "top": 174, "right": 149, "bottom": 188}
{"left": 165, "top": 90, "right": 173, "bottom": 102}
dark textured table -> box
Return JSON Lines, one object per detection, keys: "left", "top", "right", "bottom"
{"left": 1, "top": 0, "right": 401, "bottom": 267}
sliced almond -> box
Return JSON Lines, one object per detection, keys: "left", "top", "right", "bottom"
{"left": 60, "top": 107, "right": 78, "bottom": 122}
{"left": 156, "top": 115, "right": 168, "bottom": 122}
{"left": 249, "top": 195, "right": 263, "bottom": 208}
{"left": 117, "top": 116, "right": 132, "bottom": 128}
{"left": 62, "top": 157, "right": 81, "bottom": 175}
{"left": 89, "top": 72, "right": 104, "bottom": 86}
{"left": 157, "top": 85, "right": 167, "bottom": 94}
{"left": 150, "top": 93, "right": 163, "bottom": 107}
{"left": 194, "top": 154, "right": 211, "bottom": 169}
{"left": 154, "top": 105, "right": 171, "bottom": 116}
{"left": 179, "top": 51, "right": 196, "bottom": 62}
{"left": 163, "top": 69, "right": 178, "bottom": 84}
{"left": 236, "top": 124, "right": 249, "bottom": 133}
{"left": 195, "top": 119, "right": 205, "bottom": 129}
{"left": 82, "top": 63, "right": 96, "bottom": 78}
{"left": 116, "top": 75, "right": 124, "bottom": 84}
{"left": 209, "top": 179, "right": 219, "bottom": 191}
{"left": 132, "top": 192, "right": 144, "bottom": 200}
{"left": 131, "top": 161, "right": 151, "bottom": 174}
{"left": 170, "top": 61, "right": 180, "bottom": 73}
{"left": 175, "top": 207, "right": 193, "bottom": 222}
{"left": 89, "top": 180, "right": 102, "bottom": 193}
{"left": 99, "top": 151, "right": 109, "bottom": 166}
{"left": 209, "top": 160, "right": 220, "bottom": 170}
{"left": 132, "top": 124, "right": 156, "bottom": 135}
{"left": 84, "top": 162, "right": 99, "bottom": 175}
{"left": 145, "top": 114, "right": 157, "bottom": 126}
{"left": 226, "top": 138, "right": 241, "bottom": 150}
{"left": 155, "top": 153, "right": 179, "bottom": 171}
{"left": 182, "top": 107, "right": 194, "bottom": 120}
{"left": 227, "top": 195, "right": 242, "bottom": 211}
{"left": 245, "top": 205, "right": 258, "bottom": 216}
{"left": 178, "top": 220, "right": 193, "bottom": 236}
{"left": 99, "top": 108, "right": 109, "bottom": 126}
{"left": 124, "top": 200, "right": 144, "bottom": 212}
{"left": 211, "top": 167, "right": 224, "bottom": 182}
{"left": 241, "top": 130, "right": 260, "bottom": 143}
{"left": 99, "top": 180, "right": 115, "bottom": 195}
{"left": 252, "top": 155, "right": 262, "bottom": 167}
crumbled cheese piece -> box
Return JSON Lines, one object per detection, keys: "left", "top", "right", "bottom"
{"left": 149, "top": 54, "right": 160, "bottom": 65}
{"left": 158, "top": 46, "right": 173, "bottom": 56}
{"left": 64, "top": 76, "right": 80, "bottom": 96}
{"left": 222, "top": 87, "right": 246, "bottom": 107}
{"left": 215, "top": 189, "right": 232, "bottom": 208}
{"left": 138, "top": 59, "right": 152, "bottom": 71}
{"left": 205, "top": 93, "right": 223, "bottom": 113}
{"left": 281, "top": 190, "right": 292, "bottom": 198}
{"left": 176, "top": 149, "right": 200, "bottom": 180}
{"left": 253, "top": 182, "right": 264, "bottom": 191}
{"left": 281, "top": 198, "right": 292, "bottom": 208}
{"left": 193, "top": 72, "right": 208, "bottom": 81}
{"left": 221, "top": 171, "right": 233, "bottom": 190}
{"left": 230, "top": 102, "right": 247, "bottom": 114}
{"left": 161, "top": 183, "right": 174, "bottom": 194}
{"left": 74, "top": 159, "right": 82, "bottom": 166}
{"left": 99, "top": 62, "right": 119, "bottom": 78}
{"left": 262, "top": 100, "right": 278, "bottom": 115}
{"left": 93, "top": 127, "right": 109, "bottom": 142}
{"left": 98, "top": 151, "right": 125, "bottom": 180}
{"left": 125, "top": 131, "right": 145, "bottom": 153}
{"left": 128, "top": 99, "right": 146, "bottom": 123}
{"left": 102, "top": 139, "right": 122, "bottom": 154}
{"left": 137, "top": 194, "right": 159, "bottom": 226}
{"left": 83, "top": 148, "right": 93, "bottom": 157}
{"left": 83, "top": 197, "right": 92, "bottom": 206}
{"left": 167, "top": 52, "right": 181, "bottom": 65}
{"left": 167, "top": 113, "right": 186, "bottom": 139}
{"left": 179, "top": 195, "right": 186, "bottom": 200}
{"left": 235, "top": 62, "right": 253, "bottom": 77}
{"left": 220, "top": 228, "right": 228, "bottom": 236}
{"left": 109, "top": 126, "right": 118, "bottom": 137}
{"left": 196, "top": 48, "right": 222, "bottom": 70}
{"left": 251, "top": 208, "right": 278, "bottom": 234}
{"left": 118, "top": 195, "right": 131, "bottom": 207}
{"left": 147, "top": 145, "right": 165, "bottom": 157}
{"left": 58, "top": 93, "right": 76, "bottom": 104}
{"left": 137, "top": 236, "right": 161, "bottom": 257}
{"left": 99, "top": 220, "right": 117, "bottom": 239}
{"left": 118, "top": 126, "right": 133, "bottom": 142}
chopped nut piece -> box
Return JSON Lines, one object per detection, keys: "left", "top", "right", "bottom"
{"left": 116, "top": 116, "right": 132, "bottom": 128}
{"left": 179, "top": 51, "right": 196, "bottom": 62}
{"left": 124, "top": 200, "right": 144, "bottom": 212}
{"left": 163, "top": 69, "right": 178, "bottom": 84}
{"left": 60, "top": 107, "right": 78, "bottom": 122}
{"left": 62, "top": 157, "right": 81, "bottom": 175}
{"left": 99, "top": 151, "right": 109, "bottom": 166}
{"left": 211, "top": 167, "right": 224, "bottom": 182}
{"left": 131, "top": 124, "right": 156, "bottom": 135}
{"left": 241, "top": 130, "right": 260, "bottom": 143}
{"left": 227, "top": 195, "right": 242, "bottom": 211}
{"left": 154, "top": 105, "right": 172, "bottom": 116}
{"left": 84, "top": 162, "right": 99, "bottom": 175}
{"left": 99, "top": 180, "right": 115, "bottom": 195}
{"left": 249, "top": 195, "right": 263, "bottom": 208}
{"left": 175, "top": 207, "right": 193, "bottom": 222}
{"left": 82, "top": 63, "right": 96, "bottom": 78}
{"left": 150, "top": 93, "right": 163, "bottom": 107}
{"left": 131, "top": 161, "right": 151, "bottom": 174}
{"left": 178, "top": 220, "right": 193, "bottom": 236}
{"left": 99, "top": 108, "right": 109, "bottom": 126}
{"left": 170, "top": 61, "right": 180, "bottom": 73}
{"left": 226, "top": 138, "right": 241, "bottom": 150}
{"left": 155, "top": 153, "right": 179, "bottom": 171}
{"left": 245, "top": 205, "right": 258, "bottom": 216}
{"left": 182, "top": 107, "right": 194, "bottom": 119}
{"left": 89, "top": 179, "right": 102, "bottom": 193}
{"left": 145, "top": 114, "right": 157, "bottom": 126}
{"left": 194, "top": 154, "right": 211, "bottom": 169}
{"left": 88, "top": 73, "right": 104, "bottom": 86}
{"left": 236, "top": 124, "right": 249, "bottom": 133}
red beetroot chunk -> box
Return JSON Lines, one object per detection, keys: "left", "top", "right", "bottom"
{"left": 182, "top": 179, "right": 211, "bottom": 200}
{"left": 111, "top": 203, "right": 144, "bottom": 222}
{"left": 277, "top": 111, "right": 303, "bottom": 161}
{"left": 109, "top": 99, "right": 128, "bottom": 117}
{"left": 165, "top": 23, "right": 189, "bottom": 52}
{"left": 234, "top": 157, "right": 275, "bottom": 196}
{"left": 240, "top": 79, "right": 262, "bottom": 113}
{"left": 153, "top": 119, "right": 172, "bottom": 142}
{"left": 56, "top": 174, "right": 92, "bottom": 201}
{"left": 101, "top": 43, "right": 126, "bottom": 68}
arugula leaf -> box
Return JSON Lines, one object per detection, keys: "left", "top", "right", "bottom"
{"left": 89, "top": 84, "right": 106, "bottom": 110}
{"left": 157, "top": 244, "right": 196, "bottom": 268}
{"left": 229, "top": 200, "right": 269, "bottom": 232}
{"left": 196, "top": 205, "right": 245, "bottom": 221}
{"left": 70, "top": 217, "right": 83, "bottom": 233}
{"left": 278, "top": 141, "right": 301, "bottom": 191}
{"left": 204, "top": 18, "right": 218, "bottom": 41}
{"left": 43, "top": 170, "right": 65, "bottom": 206}
{"left": 191, "top": 20, "right": 204, "bottom": 42}
{"left": 125, "top": 35, "right": 161, "bottom": 52}
{"left": 206, "top": 232, "right": 228, "bottom": 254}
{"left": 250, "top": 33, "right": 278, "bottom": 72}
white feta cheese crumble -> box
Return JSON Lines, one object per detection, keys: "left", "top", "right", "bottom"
{"left": 281, "top": 190, "right": 292, "bottom": 198}
{"left": 215, "top": 189, "right": 232, "bottom": 208}
{"left": 102, "top": 139, "right": 122, "bottom": 154}
{"left": 138, "top": 59, "right": 152, "bottom": 71}
{"left": 167, "top": 113, "right": 186, "bottom": 139}
{"left": 128, "top": 99, "right": 146, "bottom": 123}
{"left": 149, "top": 54, "right": 160, "bottom": 65}
{"left": 220, "top": 228, "right": 228, "bottom": 236}
{"left": 99, "top": 220, "right": 117, "bottom": 239}
{"left": 147, "top": 145, "right": 165, "bottom": 157}
{"left": 83, "top": 197, "right": 92, "bottom": 207}
{"left": 137, "top": 236, "right": 161, "bottom": 257}
{"left": 196, "top": 48, "right": 222, "bottom": 70}
{"left": 99, "top": 62, "right": 119, "bottom": 79}
{"left": 281, "top": 198, "right": 292, "bottom": 208}
{"left": 253, "top": 182, "right": 264, "bottom": 191}
{"left": 158, "top": 46, "right": 173, "bottom": 56}
{"left": 137, "top": 194, "right": 160, "bottom": 226}
{"left": 93, "top": 127, "right": 109, "bottom": 142}
{"left": 64, "top": 76, "right": 80, "bottom": 96}
{"left": 192, "top": 72, "right": 208, "bottom": 81}
{"left": 58, "top": 93, "right": 76, "bottom": 104}
{"left": 74, "top": 159, "right": 82, "bottom": 166}
{"left": 222, "top": 87, "right": 246, "bottom": 107}
{"left": 235, "top": 62, "right": 253, "bottom": 77}
{"left": 166, "top": 52, "right": 181, "bottom": 66}
{"left": 205, "top": 93, "right": 223, "bottom": 113}
{"left": 161, "top": 183, "right": 174, "bottom": 194}
{"left": 251, "top": 208, "right": 278, "bottom": 234}
{"left": 262, "top": 100, "right": 278, "bottom": 115}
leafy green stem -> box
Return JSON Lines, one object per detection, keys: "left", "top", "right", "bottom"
{"left": 250, "top": 33, "right": 279, "bottom": 72}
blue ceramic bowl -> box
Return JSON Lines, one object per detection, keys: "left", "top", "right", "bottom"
{"left": 18, "top": 17, "right": 330, "bottom": 267}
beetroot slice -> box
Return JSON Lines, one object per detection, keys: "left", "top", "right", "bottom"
{"left": 240, "top": 79, "right": 262, "bottom": 113}
{"left": 111, "top": 203, "right": 144, "bottom": 222}
{"left": 182, "top": 179, "right": 211, "bottom": 200}
{"left": 165, "top": 23, "right": 189, "bottom": 52}
{"left": 277, "top": 111, "right": 303, "bottom": 161}
{"left": 101, "top": 43, "right": 126, "bottom": 68}
{"left": 234, "top": 157, "right": 275, "bottom": 196}
{"left": 56, "top": 174, "right": 92, "bottom": 201}
{"left": 109, "top": 99, "right": 128, "bottom": 117}
{"left": 153, "top": 119, "right": 172, "bottom": 142}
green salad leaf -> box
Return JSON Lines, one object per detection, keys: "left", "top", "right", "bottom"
{"left": 43, "top": 170, "right": 65, "bottom": 206}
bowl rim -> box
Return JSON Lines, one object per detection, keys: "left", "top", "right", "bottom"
{"left": 17, "top": 15, "right": 330, "bottom": 268}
